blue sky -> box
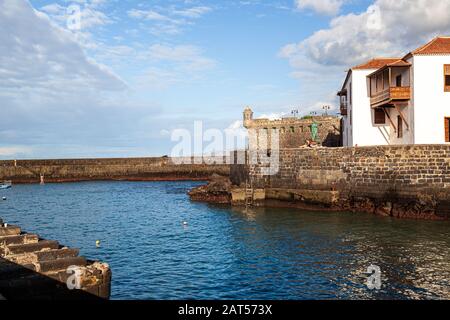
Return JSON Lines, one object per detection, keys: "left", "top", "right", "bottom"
{"left": 1, "top": 0, "right": 450, "bottom": 159}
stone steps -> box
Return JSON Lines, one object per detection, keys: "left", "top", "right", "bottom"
{"left": 6, "top": 240, "right": 60, "bottom": 256}
{"left": 0, "top": 225, "right": 21, "bottom": 237}
{"left": 0, "top": 220, "right": 111, "bottom": 300}
{"left": 0, "top": 234, "right": 39, "bottom": 246}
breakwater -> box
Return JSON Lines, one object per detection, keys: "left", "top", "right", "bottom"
{"left": 0, "top": 157, "right": 230, "bottom": 184}
{"left": 0, "top": 221, "right": 111, "bottom": 300}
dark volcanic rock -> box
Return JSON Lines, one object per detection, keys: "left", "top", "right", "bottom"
{"left": 189, "top": 174, "right": 232, "bottom": 204}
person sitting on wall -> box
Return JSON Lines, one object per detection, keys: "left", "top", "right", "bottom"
{"left": 305, "top": 139, "right": 317, "bottom": 148}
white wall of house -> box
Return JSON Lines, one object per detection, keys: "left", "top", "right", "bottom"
{"left": 412, "top": 55, "right": 450, "bottom": 144}
{"left": 347, "top": 70, "right": 390, "bottom": 146}
{"left": 341, "top": 73, "right": 353, "bottom": 147}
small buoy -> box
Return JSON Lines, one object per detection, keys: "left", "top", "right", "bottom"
{"left": 96, "top": 240, "right": 101, "bottom": 248}
{"left": 183, "top": 221, "right": 188, "bottom": 226}
{"left": 2, "top": 197, "right": 6, "bottom": 201}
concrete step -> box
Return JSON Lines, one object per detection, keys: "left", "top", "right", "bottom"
{"left": 39, "top": 256, "right": 87, "bottom": 273}
{"left": 6, "top": 240, "right": 59, "bottom": 256}
{"left": 6, "top": 248, "right": 80, "bottom": 265}
{"left": 35, "top": 248, "right": 79, "bottom": 262}
{"left": 0, "top": 226, "right": 21, "bottom": 237}
{"left": 0, "top": 234, "right": 39, "bottom": 246}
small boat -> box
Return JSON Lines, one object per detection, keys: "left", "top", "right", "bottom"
{"left": 0, "top": 181, "right": 12, "bottom": 189}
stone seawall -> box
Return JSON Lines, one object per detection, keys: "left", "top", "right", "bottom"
{"left": 229, "top": 145, "right": 450, "bottom": 220}
{"left": 0, "top": 157, "right": 230, "bottom": 184}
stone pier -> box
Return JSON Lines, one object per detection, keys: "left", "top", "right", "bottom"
{"left": 0, "top": 221, "right": 111, "bottom": 300}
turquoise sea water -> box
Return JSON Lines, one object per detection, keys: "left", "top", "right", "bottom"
{"left": 1, "top": 181, "right": 449, "bottom": 300}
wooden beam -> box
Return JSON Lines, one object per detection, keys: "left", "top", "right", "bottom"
{"left": 394, "top": 103, "right": 410, "bottom": 130}
{"left": 383, "top": 107, "right": 397, "bottom": 133}
{"left": 389, "top": 67, "right": 392, "bottom": 87}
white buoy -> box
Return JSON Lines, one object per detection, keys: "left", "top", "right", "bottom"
{"left": 183, "top": 221, "right": 188, "bottom": 226}
{"left": 2, "top": 197, "right": 6, "bottom": 201}
{"left": 96, "top": 240, "right": 101, "bottom": 248}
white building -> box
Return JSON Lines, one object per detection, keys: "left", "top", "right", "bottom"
{"left": 338, "top": 37, "right": 450, "bottom": 146}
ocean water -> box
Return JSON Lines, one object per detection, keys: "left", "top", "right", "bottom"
{"left": 1, "top": 181, "right": 449, "bottom": 300}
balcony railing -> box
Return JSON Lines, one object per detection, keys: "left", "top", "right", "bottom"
{"left": 370, "top": 86, "right": 411, "bottom": 108}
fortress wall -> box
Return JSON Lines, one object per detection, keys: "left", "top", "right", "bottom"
{"left": 233, "top": 145, "right": 450, "bottom": 219}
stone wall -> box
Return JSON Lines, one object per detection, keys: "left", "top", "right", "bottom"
{"left": 244, "top": 112, "right": 342, "bottom": 148}
{"left": 233, "top": 145, "right": 450, "bottom": 219}
{"left": 0, "top": 157, "right": 230, "bottom": 184}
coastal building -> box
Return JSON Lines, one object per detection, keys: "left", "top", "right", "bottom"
{"left": 243, "top": 107, "right": 341, "bottom": 148}
{"left": 338, "top": 36, "right": 450, "bottom": 146}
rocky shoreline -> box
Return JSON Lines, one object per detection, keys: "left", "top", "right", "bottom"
{"left": 188, "top": 178, "right": 449, "bottom": 221}
{"left": 188, "top": 174, "right": 231, "bottom": 204}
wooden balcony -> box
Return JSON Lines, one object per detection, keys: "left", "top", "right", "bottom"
{"left": 370, "top": 86, "right": 411, "bottom": 108}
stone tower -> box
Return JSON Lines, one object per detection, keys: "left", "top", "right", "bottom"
{"left": 243, "top": 107, "right": 253, "bottom": 128}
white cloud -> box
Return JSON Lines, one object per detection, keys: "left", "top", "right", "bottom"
{"left": 127, "top": 5, "right": 212, "bottom": 36}
{"left": 135, "top": 44, "right": 216, "bottom": 90}
{"left": 0, "top": 146, "right": 33, "bottom": 157}
{"left": 295, "top": 0, "right": 346, "bottom": 16}
{"left": 127, "top": 9, "right": 170, "bottom": 21}
{"left": 146, "top": 44, "right": 216, "bottom": 71}
{"left": 284, "top": 0, "right": 450, "bottom": 67}
{"left": 0, "top": 0, "right": 132, "bottom": 159}
{"left": 280, "top": 0, "right": 450, "bottom": 118}
{"left": 174, "top": 6, "right": 212, "bottom": 18}
{"left": 41, "top": 0, "right": 111, "bottom": 30}
{"left": 0, "top": 0, "right": 125, "bottom": 94}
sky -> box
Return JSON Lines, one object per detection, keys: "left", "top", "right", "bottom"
{"left": 2, "top": 0, "right": 450, "bottom": 159}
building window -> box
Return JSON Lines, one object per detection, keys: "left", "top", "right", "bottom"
{"left": 396, "top": 75, "right": 402, "bottom": 87}
{"left": 383, "top": 70, "right": 389, "bottom": 89}
{"left": 290, "top": 126, "right": 295, "bottom": 133}
{"left": 374, "top": 108, "right": 386, "bottom": 124}
{"left": 397, "top": 116, "right": 403, "bottom": 138}
{"left": 445, "top": 65, "right": 450, "bottom": 92}
{"left": 445, "top": 117, "right": 450, "bottom": 142}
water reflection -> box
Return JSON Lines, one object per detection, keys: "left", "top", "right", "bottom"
{"left": 229, "top": 206, "right": 450, "bottom": 300}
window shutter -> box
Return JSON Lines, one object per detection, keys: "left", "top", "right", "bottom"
{"left": 445, "top": 65, "right": 450, "bottom": 92}
{"left": 445, "top": 65, "right": 450, "bottom": 74}
{"left": 445, "top": 118, "right": 450, "bottom": 143}
{"left": 374, "top": 109, "right": 385, "bottom": 124}
{"left": 397, "top": 116, "right": 403, "bottom": 138}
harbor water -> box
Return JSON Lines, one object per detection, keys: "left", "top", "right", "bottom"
{"left": 1, "top": 181, "right": 449, "bottom": 300}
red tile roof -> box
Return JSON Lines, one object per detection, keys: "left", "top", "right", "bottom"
{"left": 385, "top": 60, "right": 411, "bottom": 67}
{"left": 367, "top": 59, "right": 411, "bottom": 77}
{"left": 411, "top": 37, "right": 450, "bottom": 55}
{"left": 352, "top": 58, "right": 401, "bottom": 70}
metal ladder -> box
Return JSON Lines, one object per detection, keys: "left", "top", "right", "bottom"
{"left": 245, "top": 177, "right": 254, "bottom": 208}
